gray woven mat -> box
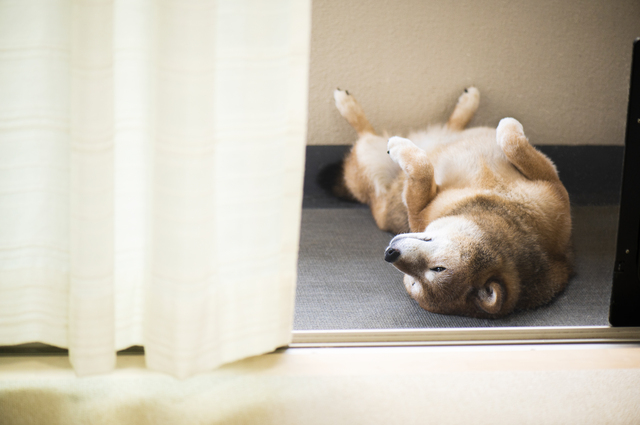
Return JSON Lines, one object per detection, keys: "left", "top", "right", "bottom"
{"left": 294, "top": 206, "right": 618, "bottom": 329}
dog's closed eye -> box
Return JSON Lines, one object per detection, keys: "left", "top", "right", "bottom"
{"left": 430, "top": 267, "right": 446, "bottom": 272}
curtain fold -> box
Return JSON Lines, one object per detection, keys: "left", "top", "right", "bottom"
{"left": 0, "top": 0, "right": 310, "bottom": 378}
{"left": 69, "top": 0, "right": 116, "bottom": 376}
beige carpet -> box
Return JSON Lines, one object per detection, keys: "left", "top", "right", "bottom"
{"left": 1, "top": 345, "right": 640, "bottom": 424}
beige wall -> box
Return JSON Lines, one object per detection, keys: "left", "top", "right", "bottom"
{"left": 307, "top": 0, "right": 640, "bottom": 146}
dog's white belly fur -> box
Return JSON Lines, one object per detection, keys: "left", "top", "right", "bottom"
{"left": 408, "top": 126, "right": 523, "bottom": 189}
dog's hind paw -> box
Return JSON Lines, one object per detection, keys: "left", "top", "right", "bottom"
{"left": 446, "top": 87, "right": 480, "bottom": 131}
{"left": 334, "top": 88, "right": 375, "bottom": 135}
{"left": 334, "top": 88, "right": 356, "bottom": 115}
{"left": 457, "top": 86, "right": 480, "bottom": 110}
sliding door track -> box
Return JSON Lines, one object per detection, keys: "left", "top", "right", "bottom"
{"left": 291, "top": 326, "right": 640, "bottom": 347}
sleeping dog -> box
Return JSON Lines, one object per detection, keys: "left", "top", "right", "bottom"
{"left": 327, "top": 87, "right": 572, "bottom": 318}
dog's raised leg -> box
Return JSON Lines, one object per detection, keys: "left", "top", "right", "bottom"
{"left": 387, "top": 136, "right": 436, "bottom": 232}
{"left": 446, "top": 87, "right": 480, "bottom": 131}
{"left": 334, "top": 89, "right": 376, "bottom": 136}
{"left": 496, "top": 118, "right": 561, "bottom": 183}
{"left": 496, "top": 117, "right": 572, "bottom": 299}
{"left": 334, "top": 89, "right": 407, "bottom": 233}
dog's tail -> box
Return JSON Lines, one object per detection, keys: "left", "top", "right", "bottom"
{"left": 317, "top": 159, "right": 358, "bottom": 202}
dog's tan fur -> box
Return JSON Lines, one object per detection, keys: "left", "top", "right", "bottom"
{"left": 332, "top": 87, "right": 572, "bottom": 318}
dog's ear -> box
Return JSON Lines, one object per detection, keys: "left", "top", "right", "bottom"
{"left": 475, "top": 280, "right": 504, "bottom": 315}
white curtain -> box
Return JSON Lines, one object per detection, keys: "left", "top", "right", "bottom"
{"left": 0, "top": 0, "right": 310, "bottom": 378}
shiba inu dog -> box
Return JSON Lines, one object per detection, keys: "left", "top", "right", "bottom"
{"left": 327, "top": 87, "right": 572, "bottom": 318}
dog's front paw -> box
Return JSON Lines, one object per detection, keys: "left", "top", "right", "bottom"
{"left": 388, "top": 136, "right": 427, "bottom": 175}
{"left": 496, "top": 117, "right": 525, "bottom": 150}
{"left": 387, "top": 136, "right": 415, "bottom": 166}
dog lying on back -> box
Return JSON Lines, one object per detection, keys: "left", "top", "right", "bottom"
{"left": 327, "top": 87, "right": 572, "bottom": 318}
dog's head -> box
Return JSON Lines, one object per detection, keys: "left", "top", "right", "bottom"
{"left": 384, "top": 216, "right": 520, "bottom": 318}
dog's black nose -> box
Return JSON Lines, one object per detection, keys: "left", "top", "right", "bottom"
{"left": 384, "top": 247, "right": 401, "bottom": 263}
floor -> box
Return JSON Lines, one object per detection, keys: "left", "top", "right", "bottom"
{"left": 2, "top": 344, "right": 640, "bottom": 424}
